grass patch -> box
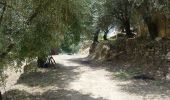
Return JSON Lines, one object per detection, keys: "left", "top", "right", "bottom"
{"left": 113, "top": 68, "right": 142, "bottom": 79}
{"left": 114, "top": 70, "right": 129, "bottom": 79}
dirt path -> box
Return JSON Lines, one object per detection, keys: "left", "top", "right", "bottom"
{"left": 1, "top": 54, "right": 170, "bottom": 100}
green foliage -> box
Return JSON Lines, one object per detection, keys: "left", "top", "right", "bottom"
{"left": 113, "top": 68, "right": 141, "bottom": 79}
{"left": 0, "top": 0, "right": 93, "bottom": 71}
{"left": 0, "top": 0, "right": 169, "bottom": 74}
{"left": 60, "top": 31, "right": 81, "bottom": 53}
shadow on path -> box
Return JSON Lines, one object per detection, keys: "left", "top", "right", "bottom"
{"left": 3, "top": 89, "right": 107, "bottom": 100}
{"left": 67, "top": 56, "right": 170, "bottom": 98}
{"left": 118, "top": 80, "right": 170, "bottom": 98}
{"left": 17, "top": 63, "right": 80, "bottom": 88}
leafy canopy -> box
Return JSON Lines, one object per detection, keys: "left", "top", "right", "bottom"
{"left": 0, "top": 0, "right": 92, "bottom": 69}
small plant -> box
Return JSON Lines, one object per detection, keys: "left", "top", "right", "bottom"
{"left": 113, "top": 68, "right": 142, "bottom": 79}
{"left": 114, "top": 70, "right": 129, "bottom": 79}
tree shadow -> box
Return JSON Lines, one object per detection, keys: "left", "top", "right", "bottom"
{"left": 67, "top": 56, "right": 126, "bottom": 72}
{"left": 67, "top": 57, "right": 102, "bottom": 68}
{"left": 17, "top": 62, "right": 80, "bottom": 88}
{"left": 118, "top": 80, "right": 170, "bottom": 98}
{"left": 67, "top": 56, "right": 170, "bottom": 98}
{"left": 66, "top": 57, "right": 88, "bottom": 68}
{"left": 3, "top": 89, "right": 107, "bottom": 100}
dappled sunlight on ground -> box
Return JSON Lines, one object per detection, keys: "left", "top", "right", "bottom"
{"left": 1, "top": 54, "right": 170, "bottom": 100}
{"left": 4, "top": 89, "right": 107, "bottom": 100}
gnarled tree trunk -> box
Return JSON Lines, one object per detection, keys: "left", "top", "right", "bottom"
{"left": 103, "top": 29, "right": 109, "bottom": 40}
{"left": 93, "top": 28, "right": 100, "bottom": 43}
{"left": 144, "top": 17, "right": 158, "bottom": 40}
{"left": 124, "top": 19, "right": 133, "bottom": 38}
{"left": 0, "top": 92, "right": 2, "bottom": 100}
{"left": 37, "top": 56, "right": 47, "bottom": 68}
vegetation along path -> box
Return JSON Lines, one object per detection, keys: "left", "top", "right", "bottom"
{"left": 2, "top": 54, "right": 170, "bottom": 100}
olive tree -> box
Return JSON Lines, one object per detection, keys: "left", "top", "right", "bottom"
{"left": 0, "top": 0, "right": 92, "bottom": 71}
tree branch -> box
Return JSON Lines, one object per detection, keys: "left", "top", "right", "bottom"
{"left": 0, "top": 2, "right": 6, "bottom": 6}
{"left": 27, "top": 0, "right": 51, "bottom": 24}
{"left": 0, "top": 43, "right": 14, "bottom": 59}
{"left": 0, "top": 1, "right": 6, "bottom": 25}
{"left": 0, "top": 1, "right": 12, "bottom": 8}
{"left": 27, "top": 12, "right": 38, "bottom": 24}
